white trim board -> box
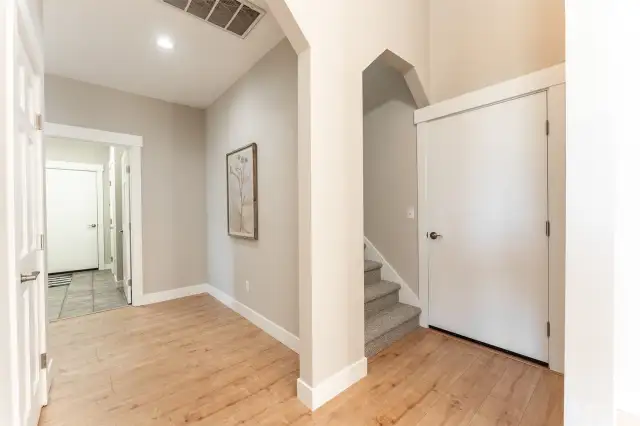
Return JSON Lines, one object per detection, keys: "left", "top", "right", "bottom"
{"left": 45, "top": 161, "right": 106, "bottom": 271}
{"left": 296, "top": 357, "right": 368, "bottom": 411}
{"left": 206, "top": 285, "right": 300, "bottom": 353}
{"left": 44, "top": 123, "right": 143, "bottom": 147}
{"left": 364, "top": 236, "right": 419, "bottom": 308}
{"left": 415, "top": 64, "right": 565, "bottom": 124}
{"left": 44, "top": 123, "right": 144, "bottom": 308}
{"left": 139, "top": 283, "right": 210, "bottom": 306}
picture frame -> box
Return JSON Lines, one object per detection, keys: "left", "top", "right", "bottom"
{"left": 226, "top": 143, "right": 258, "bottom": 239}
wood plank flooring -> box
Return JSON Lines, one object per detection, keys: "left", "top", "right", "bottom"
{"left": 39, "top": 295, "right": 563, "bottom": 426}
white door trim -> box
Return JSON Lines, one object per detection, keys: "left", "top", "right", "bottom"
{"left": 45, "top": 161, "right": 106, "bottom": 270}
{"left": 43, "top": 123, "right": 144, "bottom": 307}
{"left": 416, "top": 65, "right": 566, "bottom": 373}
{"left": 415, "top": 64, "right": 565, "bottom": 124}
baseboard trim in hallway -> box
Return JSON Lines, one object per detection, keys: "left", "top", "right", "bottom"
{"left": 206, "top": 284, "right": 300, "bottom": 353}
{"left": 138, "top": 283, "right": 211, "bottom": 306}
{"left": 297, "top": 357, "right": 368, "bottom": 411}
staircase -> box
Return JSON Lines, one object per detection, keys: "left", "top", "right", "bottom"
{"left": 364, "top": 260, "right": 421, "bottom": 357}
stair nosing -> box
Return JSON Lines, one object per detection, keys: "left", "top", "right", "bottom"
{"left": 365, "top": 303, "right": 421, "bottom": 343}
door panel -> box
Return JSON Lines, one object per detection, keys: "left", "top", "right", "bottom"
{"left": 426, "top": 92, "right": 549, "bottom": 362}
{"left": 109, "top": 159, "right": 117, "bottom": 277}
{"left": 46, "top": 169, "right": 99, "bottom": 273}
{"left": 14, "top": 34, "right": 45, "bottom": 426}
{"left": 121, "top": 151, "right": 132, "bottom": 304}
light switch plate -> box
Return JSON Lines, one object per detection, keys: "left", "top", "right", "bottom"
{"left": 407, "top": 207, "right": 415, "bottom": 219}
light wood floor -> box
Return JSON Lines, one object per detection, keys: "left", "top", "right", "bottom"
{"left": 40, "top": 295, "right": 563, "bottom": 426}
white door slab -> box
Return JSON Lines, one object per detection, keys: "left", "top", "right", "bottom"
{"left": 108, "top": 155, "right": 117, "bottom": 277}
{"left": 13, "top": 21, "right": 47, "bottom": 426}
{"left": 120, "top": 150, "right": 132, "bottom": 304}
{"left": 46, "top": 168, "right": 99, "bottom": 273}
{"left": 426, "top": 92, "right": 549, "bottom": 362}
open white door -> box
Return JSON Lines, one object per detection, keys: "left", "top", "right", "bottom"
{"left": 120, "top": 151, "right": 132, "bottom": 303}
{"left": 3, "top": 2, "right": 48, "bottom": 424}
{"left": 108, "top": 150, "right": 117, "bottom": 278}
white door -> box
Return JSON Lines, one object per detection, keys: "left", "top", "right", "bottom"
{"left": 13, "top": 20, "right": 47, "bottom": 426}
{"left": 108, "top": 158, "right": 117, "bottom": 277}
{"left": 120, "top": 151, "right": 132, "bottom": 304}
{"left": 426, "top": 92, "right": 549, "bottom": 362}
{"left": 46, "top": 168, "right": 100, "bottom": 273}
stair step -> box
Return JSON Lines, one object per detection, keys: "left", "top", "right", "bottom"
{"left": 364, "top": 280, "right": 401, "bottom": 303}
{"left": 364, "top": 260, "right": 382, "bottom": 272}
{"left": 364, "top": 260, "right": 382, "bottom": 285}
{"left": 365, "top": 303, "right": 421, "bottom": 357}
{"left": 365, "top": 281, "right": 401, "bottom": 318}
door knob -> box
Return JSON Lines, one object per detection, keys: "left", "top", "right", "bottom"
{"left": 429, "top": 232, "right": 442, "bottom": 240}
{"left": 21, "top": 271, "right": 41, "bottom": 283}
{"left": 89, "top": 224, "right": 97, "bottom": 228}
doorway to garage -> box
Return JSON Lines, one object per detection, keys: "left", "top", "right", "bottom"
{"left": 417, "top": 67, "right": 566, "bottom": 373}
{"left": 45, "top": 138, "right": 134, "bottom": 320}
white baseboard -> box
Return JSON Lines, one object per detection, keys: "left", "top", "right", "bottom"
{"left": 364, "top": 236, "right": 420, "bottom": 308}
{"left": 297, "top": 357, "right": 368, "bottom": 410}
{"left": 205, "top": 284, "right": 300, "bottom": 353}
{"left": 139, "top": 283, "right": 210, "bottom": 306}
{"left": 101, "top": 263, "right": 113, "bottom": 271}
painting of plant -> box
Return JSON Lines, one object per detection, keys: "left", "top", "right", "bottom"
{"left": 226, "top": 143, "right": 258, "bottom": 239}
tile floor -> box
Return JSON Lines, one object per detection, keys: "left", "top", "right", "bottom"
{"left": 48, "top": 270, "right": 129, "bottom": 321}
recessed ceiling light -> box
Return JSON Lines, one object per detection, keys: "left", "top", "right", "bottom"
{"left": 156, "top": 35, "right": 175, "bottom": 51}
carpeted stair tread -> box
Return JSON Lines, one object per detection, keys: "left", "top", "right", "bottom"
{"left": 364, "top": 260, "right": 382, "bottom": 272}
{"left": 364, "top": 280, "right": 401, "bottom": 303}
{"left": 365, "top": 303, "right": 421, "bottom": 344}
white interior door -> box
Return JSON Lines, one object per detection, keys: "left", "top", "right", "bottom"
{"left": 108, "top": 157, "right": 117, "bottom": 277}
{"left": 13, "top": 24, "right": 46, "bottom": 426}
{"left": 426, "top": 92, "right": 549, "bottom": 362}
{"left": 46, "top": 168, "right": 99, "bottom": 273}
{"left": 120, "top": 151, "right": 132, "bottom": 304}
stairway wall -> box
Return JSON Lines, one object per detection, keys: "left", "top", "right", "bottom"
{"left": 363, "top": 72, "right": 419, "bottom": 296}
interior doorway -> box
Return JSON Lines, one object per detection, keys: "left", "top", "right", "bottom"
{"left": 45, "top": 139, "right": 133, "bottom": 320}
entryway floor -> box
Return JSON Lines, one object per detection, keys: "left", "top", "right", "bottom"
{"left": 39, "top": 295, "right": 564, "bottom": 426}
{"left": 48, "top": 270, "right": 128, "bottom": 321}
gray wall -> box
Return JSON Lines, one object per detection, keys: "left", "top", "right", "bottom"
{"left": 206, "top": 40, "right": 299, "bottom": 336}
{"left": 363, "top": 61, "right": 419, "bottom": 295}
{"left": 45, "top": 136, "right": 113, "bottom": 266}
{"left": 45, "top": 75, "right": 207, "bottom": 294}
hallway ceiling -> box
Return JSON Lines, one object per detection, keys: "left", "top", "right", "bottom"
{"left": 44, "top": 0, "right": 285, "bottom": 108}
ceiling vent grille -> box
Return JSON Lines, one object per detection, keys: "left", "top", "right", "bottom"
{"left": 160, "top": 0, "right": 265, "bottom": 38}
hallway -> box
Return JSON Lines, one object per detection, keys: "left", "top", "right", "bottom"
{"left": 40, "top": 295, "right": 563, "bottom": 426}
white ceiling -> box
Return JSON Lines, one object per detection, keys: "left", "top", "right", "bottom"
{"left": 44, "top": 0, "right": 285, "bottom": 108}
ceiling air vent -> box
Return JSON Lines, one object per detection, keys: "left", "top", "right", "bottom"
{"left": 160, "top": 0, "right": 265, "bottom": 38}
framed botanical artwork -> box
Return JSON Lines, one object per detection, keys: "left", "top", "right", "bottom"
{"left": 226, "top": 143, "right": 258, "bottom": 239}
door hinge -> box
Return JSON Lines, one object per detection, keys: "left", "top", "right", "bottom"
{"left": 547, "top": 322, "right": 551, "bottom": 338}
{"left": 545, "top": 221, "right": 551, "bottom": 237}
{"left": 38, "top": 234, "right": 45, "bottom": 250}
{"left": 35, "top": 114, "right": 43, "bottom": 131}
{"left": 111, "top": 256, "right": 114, "bottom": 262}
{"left": 40, "top": 353, "right": 47, "bottom": 369}
{"left": 126, "top": 165, "right": 131, "bottom": 174}
{"left": 546, "top": 120, "right": 550, "bottom": 136}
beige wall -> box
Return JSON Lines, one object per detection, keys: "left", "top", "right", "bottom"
{"left": 363, "top": 62, "right": 419, "bottom": 295}
{"left": 205, "top": 40, "right": 299, "bottom": 335}
{"left": 45, "top": 137, "right": 113, "bottom": 266}
{"left": 45, "top": 75, "right": 207, "bottom": 294}
{"left": 429, "top": 0, "right": 565, "bottom": 102}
